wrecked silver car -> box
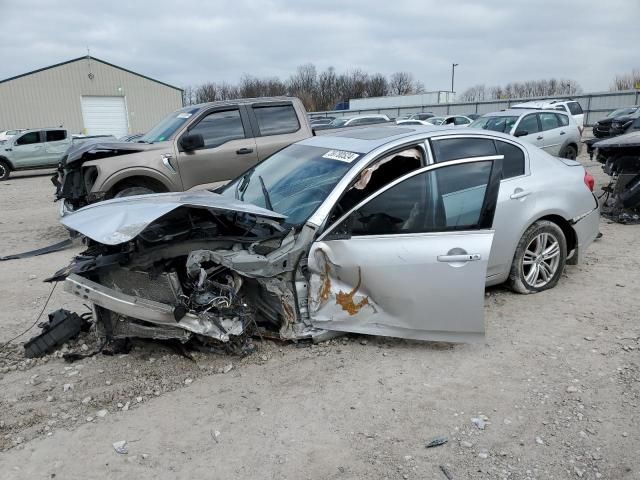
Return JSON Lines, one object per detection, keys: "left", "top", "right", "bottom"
{"left": 51, "top": 126, "right": 599, "bottom": 347}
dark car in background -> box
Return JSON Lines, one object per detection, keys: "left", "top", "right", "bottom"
{"left": 592, "top": 106, "right": 640, "bottom": 138}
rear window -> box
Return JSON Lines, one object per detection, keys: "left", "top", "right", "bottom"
{"left": 253, "top": 104, "right": 300, "bottom": 136}
{"left": 567, "top": 102, "right": 583, "bottom": 115}
{"left": 556, "top": 113, "right": 570, "bottom": 127}
{"left": 539, "top": 112, "right": 561, "bottom": 131}
{"left": 432, "top": 137, "right": 497, "bottom": 162}
{"left": 46, "top": 130, "right": 67, "bottom": 142}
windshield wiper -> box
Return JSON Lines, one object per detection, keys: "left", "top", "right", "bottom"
{"left": 258, "top": 175, "right": 273, "bottom": 211}
{"left": 236, "top": 171, "right": 252, "bottom": 200}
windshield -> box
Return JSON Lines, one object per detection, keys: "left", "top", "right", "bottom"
{"left": 220, "top": 144, "right": 359, "bottom": 227}
{"left": 330, "top": 118, "right": 348, "bottom": 127}
{"left": 470, "top": 115, "right": 519, "bottom": 133}
{"left": 139, "top": 107, "right": 201, "bottom": 143}
{"left": 607, "top": 107, "right": 639, "bottom": 118}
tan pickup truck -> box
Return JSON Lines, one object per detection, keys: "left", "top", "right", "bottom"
{"left": 54, "top": 97, "right": 312, "bottom": 215}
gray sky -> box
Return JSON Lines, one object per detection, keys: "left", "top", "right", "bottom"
{"left": 1, "top": 0, "right": 638, "bottom": 93}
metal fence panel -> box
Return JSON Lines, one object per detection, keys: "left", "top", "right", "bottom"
{"left": 311, "top": 90, "right": 640, "bottom": 126}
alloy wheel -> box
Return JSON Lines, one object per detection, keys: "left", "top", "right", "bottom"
{"left": 521, "top": 232, "right": 561, "bottom": 288}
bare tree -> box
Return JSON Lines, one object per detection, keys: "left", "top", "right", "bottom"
{"left": 610, "top": 69, "right": 640, "bottom": 91}
{"left": 194, "top": 83, "right": 219, "bottom": 103}
{"left": 367, "top": 73, "right": 389, "bottom": 97}
{"left": 389, "top": 72, "right": 414, "bottom": 95}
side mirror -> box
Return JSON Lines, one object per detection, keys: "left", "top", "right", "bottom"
{"left": 180, "top": 133, "right": 204, "bottom": 151}
{"left": 514, "top": 130, "right": 529, "bottom": 137}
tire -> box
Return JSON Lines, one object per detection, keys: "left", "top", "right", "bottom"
{"left": 114, "top": 186, "right": 156, "bottom": 198}
{"left": 562, "top": 144, "right": 577, "bottom": 160}
{"left": 0, "top": 159, "right": 11, "bottom": 180}
{"left": 508, "top": 220, "right": 567, "bottom": 294}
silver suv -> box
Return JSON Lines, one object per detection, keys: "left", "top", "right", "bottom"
{"left": 0, "top": 128, "right": 71, "bottom": 180}
{"left": 469, "top": 109, "right": 581, "bottom": 159}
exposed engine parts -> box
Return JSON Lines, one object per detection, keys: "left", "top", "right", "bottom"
{"left": 593, "top": 132, "right": 640, "bottom": 224}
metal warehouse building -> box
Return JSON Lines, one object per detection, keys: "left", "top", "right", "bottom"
{"left": 0, "top": 56, "right": 183, "bottom": 138}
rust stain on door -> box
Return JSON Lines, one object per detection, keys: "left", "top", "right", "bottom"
{"left": 335, "top": 267, "right": 370, "bottom": 315}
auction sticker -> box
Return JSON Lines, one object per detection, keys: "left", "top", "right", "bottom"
{"left": 322, "top": 150, "right": 359, "bottom": 163}
{"left": 177, "top": 113, "right": 193, "bottom": 119}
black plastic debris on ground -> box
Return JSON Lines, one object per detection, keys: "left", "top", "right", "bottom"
{"left": 23, "top": 309, "right": 91, "bottom": 358}
{"left": 425, "top": 435, "right": 448, "bottom": 448}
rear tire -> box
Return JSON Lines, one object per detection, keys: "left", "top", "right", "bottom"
{"left": 0, "top": 159, "right": 11, "bottom": 180}
{"left": 114, "top": 186, "right": 156, "bottom": 198}
{"left": 562, "top": 145, "right": 577, "bottom": 160}
{"left": 508, "top": 220, "right": 567, "bottom": 294}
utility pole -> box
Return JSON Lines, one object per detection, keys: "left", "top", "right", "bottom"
{"left": 451, "top": 63, "right": 459, "bottom": 94}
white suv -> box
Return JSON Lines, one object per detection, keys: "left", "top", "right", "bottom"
{"left": 512, "top": 99, "right": 585, "bottom": 134}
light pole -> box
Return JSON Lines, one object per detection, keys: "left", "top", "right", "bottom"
{"left": 451, "top": 63, "right": 459, "bottom": 93}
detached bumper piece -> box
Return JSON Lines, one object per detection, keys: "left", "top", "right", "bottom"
{"left": 23, "top": 309, "right": 91, "bottom": 358}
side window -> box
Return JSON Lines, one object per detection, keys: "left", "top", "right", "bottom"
{"left": 46, "top": 130, "right": 67, "bottom": 142}
{"left": 253, "top": 104, "right": 300, "bottom": 136}
{"left": 556, "top": 113, "right": 569, "bottom": 127}
{"left": 568, "top": 102, "right": 583, "bottom": 115}
{"left": 333, "top": 161, "right": 493, "bottom": 236}
{"left": 455, "top": 116, "right": 471, "bottom": 125}
{"left": 554, "top": 105, "right": 568, "bottom": 112}
{"left": 495, "top": 140, "right": 525, "bottom": 179}
{"left": 539, "top": 112, "right": 560, "bottom": 131}
{"left": 15, "top": 132, "right": 42, "bottom": 145}
{"left": 431, "top": 137, "right": 496, "bottom": 162}
{"left": 189, "top": 109, "right": 245, "bottom": 148}
{"left": 517, "top": 114, "right": 540, "bottom": 134}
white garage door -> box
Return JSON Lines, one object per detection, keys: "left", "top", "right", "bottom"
{"left": 81, "top": 96, "right": 129, "bottom": 137}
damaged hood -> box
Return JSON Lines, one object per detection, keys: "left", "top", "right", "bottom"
{"left": 60, "top": 191, "right": 286, "bottom": 245}
{"left": 594, "top": 131, "right": 640, "bottom": 149}
{"left": 63, "top": 141, "right": 164, "bottom": 167}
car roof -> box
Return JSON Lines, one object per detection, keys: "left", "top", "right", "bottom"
{"left": 300, "top": 125, "right": 519, "bottom": 154}
{"left": 482, "top": 108, "right": 567, "bottom": 117}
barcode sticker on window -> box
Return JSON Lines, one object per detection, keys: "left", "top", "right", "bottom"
{"left": 177, "top": 113, "right": 193, "bottom": 119}
{"left": 322, "top": 150, "right": 359, "bottom": 163}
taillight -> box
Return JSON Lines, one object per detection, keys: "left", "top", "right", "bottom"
{"left": 584, "top": 170, "right": 595, "bottom": 192}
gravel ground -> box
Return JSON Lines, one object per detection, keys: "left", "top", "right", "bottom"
{"left": 0, "top": 155, "right": 638, "bottom": 480}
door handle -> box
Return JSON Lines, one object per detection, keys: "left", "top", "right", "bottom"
{"left": 236, "top": 148, "right": 254, "bottom": 155}
{"left": 437, "top": 253, "right": 481, "bottom": 263}
{"left": 559, "top": 131, "right": 566, "bottom": 135}
{"left": 510, "top": 189, "right": 531, "bottom": 200}
{"left": 536, "top": 136, "right": 543, "bottom": 140}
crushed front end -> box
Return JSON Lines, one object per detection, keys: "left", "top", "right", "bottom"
{"left": 49, "top": 192, "right": 327, "bottom": 350}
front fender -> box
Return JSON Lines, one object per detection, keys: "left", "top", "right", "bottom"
{"left": 92, "top": 166, "right": 181, "bottom": 194}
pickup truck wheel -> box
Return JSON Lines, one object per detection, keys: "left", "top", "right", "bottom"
{"left": 508, "top": 220, "right": 567, "bottom": 294}
{"left": 0, "top": 160, "right": 10, "bottom": 180}
{"left": 114, "top": 186, "right": 155, "bottom": 198}
{"left": 562, "top": 145, "right": 577, "bottom": 160}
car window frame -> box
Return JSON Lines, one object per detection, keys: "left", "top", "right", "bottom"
{"left": 538, "top": 112, "right": 562, "bottom": 132}
{"left": 177, "top": 105, "right": 251, "bottom": 152}
{"left": 515, "top": 113, "right": 541, "bottom": 135}
{"left": 45, "top": 130, "right": 67, "bottom": 142}
{"left": 249, "top": 101, "right": 301, "bottom": 137}
{"left": 14, "top": 131, "right": 43, "bottom": 146}
{"left": 567, "top": 102, "right": 583, "bottom": 115}
{"left": 319, "top": 155, "right": 504, "bottom": 241}
{"left": 428, "top": 133, "right": 529, "bottom": 181}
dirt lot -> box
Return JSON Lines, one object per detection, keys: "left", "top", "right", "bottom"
{"left": 0, "top": 154, "right": 638, "bottom": 480}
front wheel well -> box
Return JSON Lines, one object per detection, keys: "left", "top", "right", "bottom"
{"left": 0, "top": 156, "right": 13, "bottom": 170}
{"left": 537, "top": 214, "right": 577, "bottom": 259}
{"left": 109, "top": 176, "right": 169, "bottom": 197}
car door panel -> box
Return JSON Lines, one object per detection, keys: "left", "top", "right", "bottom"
{"left": 538, "top": 112, "right": 563, "bottom": 155}
{"left": 44, "top": 131, "right": 71, "bottom": 166}
{"left": 177, "top": 108, "right": 258, "bottom": 191}
{"left": 306, "top": 157, "right": 501, "bottom": 342}
{"left": 10, "top": 131, "right": 46, "bottom": 168}
{"left": 514, "top": 114, "right": 544, "bottom": 149}
{"left": 308, "top": 232, "right": 493, "bottom": 342}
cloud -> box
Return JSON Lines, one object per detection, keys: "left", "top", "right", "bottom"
{"left": 1, "top": 0, "right": 638, "bottom": 93}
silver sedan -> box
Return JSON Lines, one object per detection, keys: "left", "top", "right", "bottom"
{"left": 56, "top": 125, "right": 600, "bottom": 344}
